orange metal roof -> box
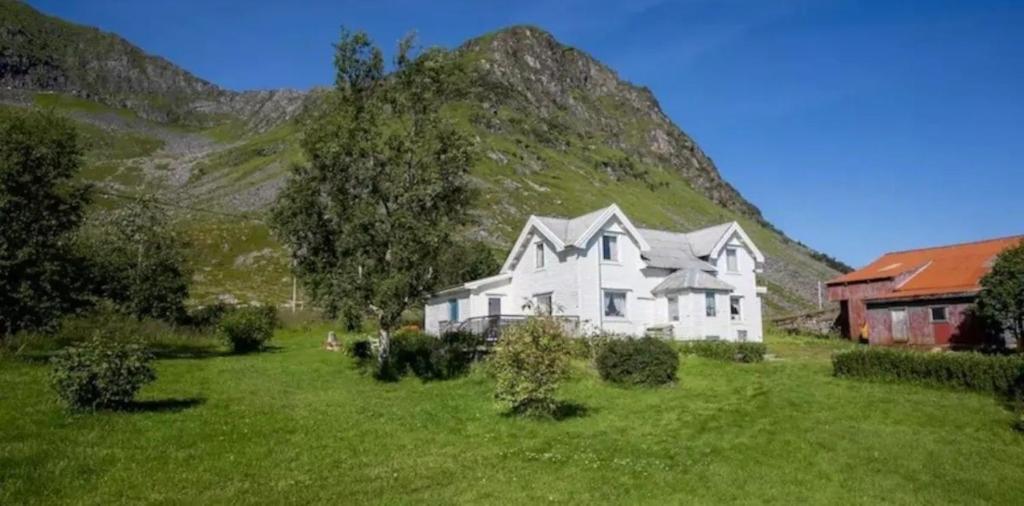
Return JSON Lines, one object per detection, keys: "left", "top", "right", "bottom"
{"left": 827, "top": 235, "right": 1023, "bottom": 299}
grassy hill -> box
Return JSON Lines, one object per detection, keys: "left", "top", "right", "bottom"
{"left": 0, "top": 2, "right": 848, "bottom": 315}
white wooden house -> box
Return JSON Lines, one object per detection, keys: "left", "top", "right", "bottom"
{"left": 425, "top": 204, "right": 766, "bottom": 341}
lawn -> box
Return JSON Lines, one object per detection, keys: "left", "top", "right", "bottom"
{"left": 2, "top": 330, "right": 1023, "bottom": 505}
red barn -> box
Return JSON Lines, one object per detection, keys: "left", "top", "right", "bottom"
{"left": 826, "top": 236, "right": 1022, "bottom": 348}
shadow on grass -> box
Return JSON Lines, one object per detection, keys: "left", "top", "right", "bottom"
{"left": 124, "top": 397, "right": 205, "bottom": 413}
{"left": 501, "top": 400, "right": 591, "bottom": 421}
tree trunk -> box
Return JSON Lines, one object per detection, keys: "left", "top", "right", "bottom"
{"left": 378, "top": 326, "right": 391, "bottom": 364}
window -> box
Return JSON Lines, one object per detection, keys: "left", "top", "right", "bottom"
{"left": 730, "top": 296, "right": 742, "bottom": 321}
{"left": 604, "top": 291, "right": 626, "bottom": 318}
{"left": 447, "top": 299, "right": 459, "bottom": 322}
{"left": 705, "top": 292, "right": 717, "bottom": 317}
{"left": 668, "top": 296, "right": 679, "bottom": 322}
{"left": 931, "top": 306, "right": 948, "bottom": 322}
{"left": 602, "top": 235, "right": 618, "bottom": 262}
{"left": 535, "top": 242, "right": 545, "bottom": 269}
{"left": 726, "top": 248, "right": 739, "bottom": 272}
{"left": 705, "top": 335, "right": 721, "bottom": 341}
{"left": 737, "top": 330, "right": 748, "bottom": 342}
{"left": 535, "top": 293, "right": 553, "bottom": 315}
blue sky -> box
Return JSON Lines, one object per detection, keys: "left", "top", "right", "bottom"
{"left": 28, "top": 0, "right": 1024, "bottom": 267}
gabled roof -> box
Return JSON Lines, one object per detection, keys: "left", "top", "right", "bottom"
{"left": 827, "top": 235, "right": 1023, "bottom": 299}
{"left": 501, "top": 204, "right": 760, "bottom": 273}
{"left": 652, "top": 269, "right": 734, "bottom": 294}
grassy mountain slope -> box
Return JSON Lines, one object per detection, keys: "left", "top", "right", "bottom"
{"left": 0, "top": 3, "right": 846, "bottom": 315}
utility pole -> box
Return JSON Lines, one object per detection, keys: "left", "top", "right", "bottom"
{"left": 817, "top": 281, "right": 823, "bottom": 310}
{"left": 291, "top": 259, "right": 297, "bottom": 314}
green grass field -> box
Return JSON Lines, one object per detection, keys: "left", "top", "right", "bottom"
{"left": 2, "top": 331, "right": 1022, "bottom": 505}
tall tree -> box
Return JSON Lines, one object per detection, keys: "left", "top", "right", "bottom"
{"left": 976, "top": 241, "right": 1024, "bottom": 351}
{"left": 271, "top": 29, "right": 475, "bottom": 361}
{"left": 0, "top": 108, "right": 92, "bottom": 337}
{"left": 79, "top": 198, "right": 191, "bottom": 322}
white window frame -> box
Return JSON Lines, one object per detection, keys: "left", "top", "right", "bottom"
{"left": 930, "top": 306, "right": 948, "bottom": 323}
{"left": 737, "top": 330, "right": 748, "bottom": 342}
{"left": 534, "top": 292, "right": 553, "bottom": 315}
{"left": 726, "top": 248, "right": 739, "bottom": 273}
{"left": 668, "top": 295, "right": 679, "bottom": 322}
{"left": 730, "top": 295, "right": 743, "bottom": 322}
{"left": 534, "top": 242, "right": 545, "bottom": 270}
{"left": 603, "top": 290, "right": 627, "bottom": 319}
{"left": 601, "top": 234, "right": 619, "bottom": 262}
{"left": 705, "top": 292, "right": 717, "bottom": 318}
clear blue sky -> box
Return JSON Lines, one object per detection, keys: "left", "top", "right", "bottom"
{"left": 28, "top": 0, "right": 1024, "bottom": 267}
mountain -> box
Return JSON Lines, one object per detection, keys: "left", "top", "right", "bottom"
{"left": 0, "top": 0, "right": 849, "bottom": 315}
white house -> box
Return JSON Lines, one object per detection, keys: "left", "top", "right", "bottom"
{"left": 425, "top": 204, "right": 767, "bottom": 341}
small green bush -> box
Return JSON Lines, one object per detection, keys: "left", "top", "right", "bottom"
{"left": 832, "top": 347, "right": 1024, "bottom": 398}
{"left": 490, "top": 317, "right": 573, "bottom": 416}
{"left": 353, "top": 329, "right": 482, "bottom": 381}
{"left": 347, "top": 338, "right": 373, "bottom": 360}
{"left": 596, "top": 337, "right": 679, "bottom": 386}
{"left": 50, "top": 338, "right": 156, "bottom": 410}
{"left": 219, "top": 306, "right": 277, "bottom": 353}
{"left": 678, "top": 341, "right": 766, "bottom": 363}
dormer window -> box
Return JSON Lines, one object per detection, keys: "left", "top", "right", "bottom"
{"left": 535, "top": 242, "right": 545, "bottom": 269}
{"left": 726, "top": 248, "right": 738, "bottom": 273}
{"left": 602, "top": 235, "right": 618, "bottom": 262}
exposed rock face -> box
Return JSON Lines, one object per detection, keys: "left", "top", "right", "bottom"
{"left": 460, "top": 26, "right": 764, "bottom": 223}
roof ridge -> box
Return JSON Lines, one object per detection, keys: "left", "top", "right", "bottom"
{"left": 883, "top": 234, "right": 1024, "bottom": 256}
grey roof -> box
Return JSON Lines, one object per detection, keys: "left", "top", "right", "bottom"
{"left": 685, "top": 222, "right": 733, "bottom": 257}
{"left": 535, "top": 207, "right": 607, "bottom": 245}
{"left": 637, "top": 228, "right": 718, "bottom": 271}
{"left": 652, "top": 269, "right": 735, "bottom": 295}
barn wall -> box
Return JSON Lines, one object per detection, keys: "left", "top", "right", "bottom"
{"left": 864, "top": 297, "right": 989, "bottom": 347}
{"left": 827, "top": 279, "right": 896, "bottom": 339}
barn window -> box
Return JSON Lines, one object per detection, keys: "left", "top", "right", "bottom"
{"left": 931, "top": 306, "right": 948, "bottom": 322}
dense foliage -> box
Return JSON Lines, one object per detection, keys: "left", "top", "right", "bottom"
{"left": 832, "top": 347, "right": 1024, "bottom": 398}
{"left": 677, "top": 341, "right": 767, "bottom": 363}
{"left": 271, "top": 29, "right": 475, "bottom": 362}
{"left": 595, "top": 337, "right": 679, "bottom": 386}
{"left": 0, "top": 108, "right": 92, "bottom": 337}
{"left": 976, "top": 242, "right": 1024, "bottom": 351}
{"left": 78, "top": 198, "right": 191, "bottom": 322}
{"left": 350, "top": 329, "right": 482, "bottom": 381}
{"left": 490, "top": 317, "right": 573, "bottom": 416}
{"left": 219, "top": 306, "right": 278, "bottom": 353}
{"left": 50, "top": 337, "right": 156, "bottom": 410}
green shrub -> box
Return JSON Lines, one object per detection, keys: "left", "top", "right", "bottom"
{"left": 490, "top": 317, "right": 573, "bottom": 416}
{"left": 351, "top": 329, "right": 482, "bottom": 381}
{"left": 596, "top": 337, "right": 679, "bottom": 386}
{"left": 219, "top": 306, "right": 277, "bottom": 353}
{"left": 832, "top": 348, "right": 1024, "bottom": 398}
{"left": 678, "top": 341, "right": 766, "bottom": 363}
{"left": 347, "top": 338, "right": 373, "bottom": 360}
{"left": 50, "top": 338, "right": 156, "bottom": 410}
{"left": 184, "top": 303, "right": 231, "bottom": 329}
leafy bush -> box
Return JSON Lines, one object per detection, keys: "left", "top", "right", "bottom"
{"left": 219, "top": 306, "right": 277, "bottom": 353}
{"left": 50, "top": 338, "right": 156, "bottom": 410}
{"left": 347, "top": 338, "right": 373, "bottom": 360}
{"left": 832, "top": 348, "right": 1024, "bottom": 398}
{"left": 490, "top": 317, "right": 573, "bottom": 416}
{"left": 596, "top": 337, "right": 679, "bottom": 386}
{"left": 678, "top": 341, "right": 766, "bottom": 363}
{"left": 369, "top": 329, "right": 482, "bottom": 381}
{"left": 184, "top": 303, "right": 231, "bottom": 329}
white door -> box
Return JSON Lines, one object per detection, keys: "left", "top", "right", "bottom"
{"left": 891, "top": 308, "right": 908, "bottom": 342}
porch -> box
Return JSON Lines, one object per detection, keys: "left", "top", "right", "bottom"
{"left": 439, "top": 315, "right": 581, "bottom": 342}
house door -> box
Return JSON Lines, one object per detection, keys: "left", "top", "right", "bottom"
{"left": 488, "top": 297, "right": 501, "bottom": 316}
{"left": 891, "top": 308, "right": 908, "bottom": 343}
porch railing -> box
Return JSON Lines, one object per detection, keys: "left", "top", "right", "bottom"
{"left": 439, "top": 315, "right": 581, "bottom": 342}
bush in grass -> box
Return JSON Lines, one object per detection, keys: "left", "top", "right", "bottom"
{"left": 184, "top": 303, "right": 231, "bottom": 329}
{"left": 490, "top": 317, "right": 573, "bottom": 416}
{"left": 678, "top": 341, "right": 766, "bottom": 363}
{"left": 832, "top": 348, "right": 1024, "bottom": 398}
{"left": 50, "top": 338, "right": 156, "bottom": 410}
{"left": 347, "top": 338, "right": 373, "bottom": 360}
{"left": 219, "top": 306, "right": 277, "bottom": 353}
{"left": 596, "top": 337, "right": 678, "bottom": 386}
{"left": 349, "top": 329, "right": 482, "bottom": 381}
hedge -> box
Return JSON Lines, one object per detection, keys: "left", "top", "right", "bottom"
{"left": 596, "top": 337, "right": 679, "bottom": 386}
{"left": 677, "top": 341, "right": 766, "bottom": 363}
{"left": 50, "top": 338, "right": 156, "bottom": 410}
{"left": 832, "top": 347, "right": 1024, "bottom": 398}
